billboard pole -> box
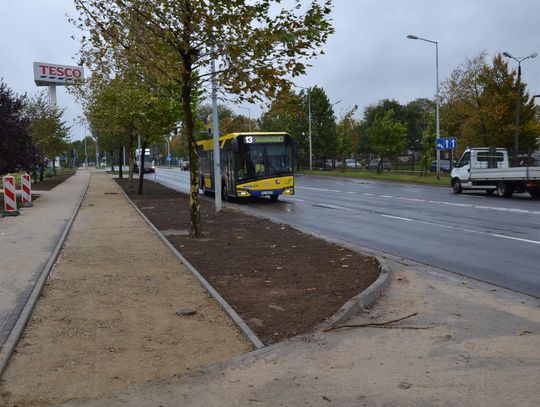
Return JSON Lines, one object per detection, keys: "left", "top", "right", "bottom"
{"left": 49, "top": 84, "right": 57, "bottom": 108}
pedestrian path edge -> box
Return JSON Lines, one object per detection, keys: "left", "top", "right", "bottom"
{"left": 0, "top": 173, "right": 91, "bottom": 377}
{"left": 115, "top": 178, "right": 265, "bottom": 350}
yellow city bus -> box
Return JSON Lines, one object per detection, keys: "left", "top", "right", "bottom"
{"left": 197, "top": 132, "right": 296, "bottom": 201}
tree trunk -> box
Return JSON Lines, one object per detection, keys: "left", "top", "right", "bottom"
{"left": 127, "top": 133, "right": 134, "bottom": 188}
{"left": 181, "top": 59, "right": 201, "bottom": 238}
{"left": 108, "top": 150, "right": 114, "bottom": 173}
{"left": 118, "top": 147, "right": 123, "bottom": 179}
{"left": 39, "top": 161, "right": 44, "bottom": 182}
{"left": 52, "top": 158, "right": 57, "bottom": 176}
{"left": 137, "top": 140, "right": 147, "bottom": 195}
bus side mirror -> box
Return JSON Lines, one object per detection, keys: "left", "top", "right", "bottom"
{"left": 232, "top": 138, "right": 239, "bottom": 153}
{"left": 293, "top": 141, "right": 299, "bottom": 159}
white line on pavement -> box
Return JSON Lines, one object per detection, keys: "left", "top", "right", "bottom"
{"left": 380, "top": 212, "right": 540, "bottom": 246}
{"left": 296, "top": 186, "right": 342, "bottom": 193}
{"left": 314, "top": 202, "right": 351, "bottom": 211}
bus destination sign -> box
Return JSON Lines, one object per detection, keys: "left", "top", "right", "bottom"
{"left": 244, "top": 135, "right": 284, "bottom": 144}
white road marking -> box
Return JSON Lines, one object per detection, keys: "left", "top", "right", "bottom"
{"left": 380, "top": 214, "right": 413, "bottom": 222}
{"left": 287, "top": 198, "right": 305, "bottom": 202}
{"left": 314, "top": 202, "right": 351, "bottom": 211}
{"left": 380, "top": 212, "right": 540, "bottom": 246}
{"left": 345, "top": 191, "right": 356, "bottom": 194}
{"left": 296, "top": 186, "right": 342, "bottom": 193}
{"left": 491, "top": 234, "right": 540, "bottom": 245}
{"left": 363, "top": 193, "right": 375, "bottom": 196}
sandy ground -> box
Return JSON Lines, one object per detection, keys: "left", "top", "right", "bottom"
{"left": 0, "top": 172, "right": 250, "bottom": 407}
{"left": 60, "top": 260, "right": 540, "bottom": 407}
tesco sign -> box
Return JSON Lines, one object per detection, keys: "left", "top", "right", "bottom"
{"left": 33, "top": 62, "right": 84, "bottom": 86}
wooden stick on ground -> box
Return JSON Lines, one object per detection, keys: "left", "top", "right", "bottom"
{"left": 324, "top": 312, "right": 418, "bottom": 332}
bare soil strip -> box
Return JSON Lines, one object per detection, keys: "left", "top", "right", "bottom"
{"left": 117, "top": 178, "right": 380, "bottom": 345}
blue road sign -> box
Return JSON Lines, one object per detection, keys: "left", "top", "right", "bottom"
{"left": 436, "top": 137, "right": 457, "bottom": 150}
{"left": 166, "top": 155, "right": 172, "bottom": 162}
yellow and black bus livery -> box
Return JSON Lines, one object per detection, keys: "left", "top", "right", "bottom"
{"left": 197, "top": 132, "right": 295, "bottom": 201}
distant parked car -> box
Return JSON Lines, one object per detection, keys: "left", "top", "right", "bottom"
{"left": 180, "top": 160, "right": 190, "bottom": 171}
{"left": 345, "top": 158, "right": 360, "bottom": 169}
{"left": 366, "top": 158, "right": 392, "bottom": 171}
{"left": 429, "top": 159, "right": 451, "bottom": 173}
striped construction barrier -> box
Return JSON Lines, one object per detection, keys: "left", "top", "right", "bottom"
{"left": 21, "top": 173, "right": 33, "bottom": 207}
{"left": 2, "top": 175, "right": 20, "bottom": 217}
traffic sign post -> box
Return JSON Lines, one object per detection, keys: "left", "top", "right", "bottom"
{"left": 436, "top": 137, "right": 457, "bottom": 150}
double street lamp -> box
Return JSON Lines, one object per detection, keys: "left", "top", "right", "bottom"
{"left": 407, "top": 34, "right": 441, "bottom": 179}
{"left": 502, "top": 51, "right": 537, "bottom": 166}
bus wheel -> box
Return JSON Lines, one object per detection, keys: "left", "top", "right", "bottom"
{"left": 270, "top": 194, "right": 279, "bottom": 201}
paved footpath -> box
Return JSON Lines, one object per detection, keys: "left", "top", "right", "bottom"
{"left": 62, "top": 257, "right": 540, "bottom": 406}
{"left": 0, "top": 170, "right": 90, "bottom": 352}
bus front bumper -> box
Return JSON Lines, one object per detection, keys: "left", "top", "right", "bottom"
{"left": 236, "top": 187, "right": 295, "bottom": 197}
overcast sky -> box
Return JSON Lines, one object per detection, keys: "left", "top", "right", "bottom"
{"left": 1, "top": 0, "right": 539, "bottom": 141}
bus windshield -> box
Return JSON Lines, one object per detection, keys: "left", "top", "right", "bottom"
{"left": 237, "top": 142, "right": 293, "bottom": 181}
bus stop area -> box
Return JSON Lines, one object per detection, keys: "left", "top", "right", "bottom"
{"left": 1, "top": 170, "right": 540, "bottom": 406}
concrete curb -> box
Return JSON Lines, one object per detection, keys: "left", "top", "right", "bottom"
{"left": 0, "top": 172, "right": 91, "bottom": 378}
{"left": 320, "top": 256, "right": 391, "bottom": 329}
{"left": 114, "top": 179, "right": 265, "bottom": 350}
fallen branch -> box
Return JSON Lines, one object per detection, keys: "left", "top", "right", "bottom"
{"left": 324, "top": 312, "right": 418, "bottom": 332}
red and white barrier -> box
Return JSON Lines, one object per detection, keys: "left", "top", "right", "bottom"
{"left": 2, "top": 175, "right": 20, "bottom": 216}
{"left": 21, "top": 173, "right": 32, "bottom": 207}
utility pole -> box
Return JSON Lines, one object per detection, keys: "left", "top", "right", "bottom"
{"left": 211, "top": 5, "right": 222, "bottom": 211}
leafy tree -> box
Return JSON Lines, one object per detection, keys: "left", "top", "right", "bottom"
{"left": 441, "top": 52, "right": 540, "bottom": 155}
{"left": 358, "top": 99, "right": 403, "bottom": 157}
{"left": 0, "top": 81, "right": 37, "bottom": 175}
{"left": 365, "top": 109, "right": 407, "bottom": 173}
{"left": 74, "top": 0, "right": 334, "bottom": 237}
{"left": 260, "top": 89, "right": 306, "bottom": 166}
{"left": 402, "top": 98, "right": 435, "bottom": 171}
{"left": 26, "top": 93, "right": 70, "bottom": 180}
{"left": 69, "top": 136, "right": 96, "bottom": 167}
{"left": 335, "top": 105, "right": 360, "bottom": 162}
{"left": 299, "top": 86, "right": 337, "bottom": 167}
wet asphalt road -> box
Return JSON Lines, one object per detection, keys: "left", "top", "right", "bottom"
{"left": 152, "top": 168, "right": 540, "bottom": 298}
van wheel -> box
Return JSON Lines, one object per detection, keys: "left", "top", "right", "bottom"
{"left": 452, "top": 179, "right": 462, "bottom": 194}
{"left": 496, "top": 181, "right": 514, "bottom": 198}
{"left": 529, "top": 188, "right": 540, "bottom": 199}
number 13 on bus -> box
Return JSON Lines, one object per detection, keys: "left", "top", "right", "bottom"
{"left": 197, "top": 132, "right": 297, "bottom": 201}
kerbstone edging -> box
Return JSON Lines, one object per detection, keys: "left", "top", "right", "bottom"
{"left": 320, "top": 256, "right": 392, "bottom": 330}
{"left": 114, "top": 178, "right": 265, "bottom": 350}
{"left": 0, "top": 172, "right": 91, "bottom": 378}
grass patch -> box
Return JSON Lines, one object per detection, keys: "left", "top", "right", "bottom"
{"left": 298, "top": 169, "right": 450, "bottom": 186}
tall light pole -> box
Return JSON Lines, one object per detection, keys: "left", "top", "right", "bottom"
{"left": 502, "top": 51, "right": 537, "bottom": 166}
{"left": 407, "top": 34, "right": 441, "bottom": 179}
{"left": 295, "top": 85, "right": 313, "bottom": 171}
{"left": 238, "top": 106, "right": 252, "bottom": 132}
{"left": 165, "top": 135, "right": 171, "bottom": 167}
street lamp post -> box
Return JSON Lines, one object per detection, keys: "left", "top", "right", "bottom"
{"left": 238, "top": 106, "right": 252, "bottom": 132}
{"left": 502, "top": 51, "right": 538, "bottom": 166}
{"left": 165, "top": 135, "right": 171, "bottom": 167}
{"left": 295, "top": 86, "right": 313, "bottom": 171}
{"left": 407, "top": 34, "right": 441, "bottom": 179}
